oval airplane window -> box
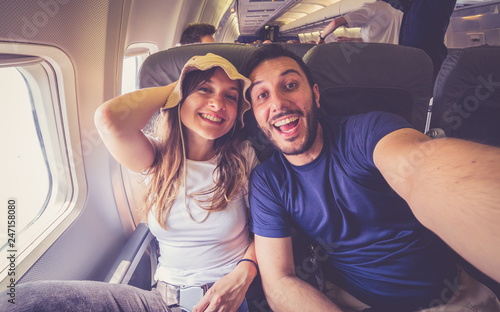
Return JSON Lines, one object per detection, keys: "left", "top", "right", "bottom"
{"left": 0, "top": 67, "right": 50, "bottom": 237}
{"left": 0, "top": 47, "right": 84, "bottom": 287}
{"left": 121, "top": 43, "right": 158, "bottom": 94}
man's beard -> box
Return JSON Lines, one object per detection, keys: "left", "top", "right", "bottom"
{"left": 262, "top": 93, "right": 319, "bottom": 156}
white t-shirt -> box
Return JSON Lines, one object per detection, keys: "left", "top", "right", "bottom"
{"left": 148, "top": 141, "right": 259, "bottom": 286}
{"left": 344, "top": 1, "right": 403, "bottom": 44}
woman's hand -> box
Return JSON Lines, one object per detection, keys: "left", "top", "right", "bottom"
{"left": 192, "top": 261, "right": 257, "bottom": 312}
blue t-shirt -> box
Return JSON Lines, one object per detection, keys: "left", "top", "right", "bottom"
{"left": 249, "top": 112, "right": 455, "bottom": 310}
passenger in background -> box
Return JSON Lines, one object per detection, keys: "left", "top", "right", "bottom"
{"left": 398, "top": 0, "right": 457, "bottom": 79}
{"left": 180, "top": 23, "right": 216, "bottom": 45}
{"left": 1, "top": 54, "right": 259, "bottom": 312}
{"left": 317, "top": 0, "right": 402, "bottom": 44}
{"left": 245, "top": 44, "right": 500, "bottom": 312}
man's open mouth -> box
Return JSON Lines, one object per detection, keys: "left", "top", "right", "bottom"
{"left": 273, "top": 116, "right": 299, "bottom": 133}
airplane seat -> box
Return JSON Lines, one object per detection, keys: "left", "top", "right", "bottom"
{"left": 430, "top": 45, "right": 500, "bottom": 146}
{"left": 253, "top": 43, "right": 316, "bottom": 58}
{"left": 278, "top": 42, "right": 316, "bottom": 58}
{"left": 447, "top": 47, "right": 463, "bottom": 56}
{"left": 429, "top": 45, "right": 500, "bottom": 297}
{"left": 303, "top": 42, "right": 434, "bottom": 132}
{"left": 104, "top": 223, "right": 157, "bottom": 289}
{"left": 139, "top": 43, "right": 257, "bottom": 88}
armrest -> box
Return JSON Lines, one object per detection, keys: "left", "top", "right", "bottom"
{"left": 425, "top": 128, "right": 446, "bottom": 139}
{"left": 104, "top": 223, "right": 157, "bottom": 285}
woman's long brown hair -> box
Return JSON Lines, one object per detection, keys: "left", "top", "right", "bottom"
{"left": 142, "top": 68, "right": 249, "bottom": 229}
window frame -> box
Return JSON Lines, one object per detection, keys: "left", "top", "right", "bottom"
{"left": 121, "top": 42, "right": 158, "bottom": 94}
{"left": 112, "top": 42, "right": 159, "bottom": 231}
{"left": 0, "top": 43, "right": 86, "bottom": 289}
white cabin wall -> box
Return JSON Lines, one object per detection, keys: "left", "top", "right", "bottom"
{"left": 199, "top": 0, "right": 233, "bottom": 29}
{"left": 124, "top": 0, "right": 187, "bottom": 50}
{"left": 124, "top": 0, "right": 233, "bottom": 49}
{"left": 0, "top": 0, "right": 133, "bottom": 282}
{"left": 174, "top": 0, "right": 207, "bottom": 45}
{"left": 219, "top": 13, "right": 241, "bottom": 42}
{"left": 211, "top": 0, "right": 241, "bottom": 42}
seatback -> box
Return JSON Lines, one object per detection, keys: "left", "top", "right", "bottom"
{"left": 253, "top": 43, "right": 316, "bottom": 57}
{"left": 304, "top": 42, "right": 434, "bottom": 132}
{"left": 279, "top": 43, "right": 316, "bottom": 58}
{"left": 430, "top": 45, "right": 500, "bottom": 146}
{"left": 139, "top": 43, "right": 257, "bottom": 88}
{"left": 430, "top": 45, "right": 500, "bottom": 296}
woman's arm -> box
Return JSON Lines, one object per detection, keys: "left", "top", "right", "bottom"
{"left": 94, "top": 83, "right": 176, "bottom": 172}
{"left": 193, "top": 241, "right": 258, "bottom": 312}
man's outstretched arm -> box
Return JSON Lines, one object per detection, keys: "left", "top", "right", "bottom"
{"left": 373, "top": 128, "right": 500, "bottom": 282}
{"left": 255, "top": 235, "right": 343, "bottom": 312}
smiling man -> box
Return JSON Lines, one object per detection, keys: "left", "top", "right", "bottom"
{"left": 250, "top": 56, "right": 321, "bottom": 163}
{"left": 245, "top": 44, "right": 500, "bottom": 312}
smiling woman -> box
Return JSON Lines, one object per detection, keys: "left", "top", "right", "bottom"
{"left": 1, "top": 53, "right": 259, "bottom": 312}
{"left": 179, "top": 67, "right": 240, "bottom": 153}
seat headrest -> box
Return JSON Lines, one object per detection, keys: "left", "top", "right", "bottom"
{"left": 278, "top": 43, "right": 316, "bottom": 58}
{"left": 253, "top": 43, "right": 316, "bottom": 58}
{"left": 431, "top": 45, "right": 500, "bottom": 146}
{"left": 139, "top": 43, "right": 258, "bottom": 89}
{"left": 304, "top": 42, "right": 434, "bottom": 132}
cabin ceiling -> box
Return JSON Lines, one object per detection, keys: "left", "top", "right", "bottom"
{"left": 237, "top": 0, "right": 343, "bottom": 36}
{"left": 237, "top": 0, "right": 498, "bottom": 37}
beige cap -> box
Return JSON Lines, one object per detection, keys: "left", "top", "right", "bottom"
{"left": 163, "top": 53, "right": 251, "bottom": 125}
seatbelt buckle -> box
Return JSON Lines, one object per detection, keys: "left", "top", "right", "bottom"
{"left": 179, "top": 284, "right": 209, "bottom": 312}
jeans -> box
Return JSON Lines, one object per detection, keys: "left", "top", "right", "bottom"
{"left": 0, "top": 280, "right": 249, "bottom": 312}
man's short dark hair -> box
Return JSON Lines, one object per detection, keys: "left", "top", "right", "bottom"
{"left": 244, "top": 44, "right": 316, "bottom": 98}
{"left": 180, "top": 23, "right": 216, "bottom": 44}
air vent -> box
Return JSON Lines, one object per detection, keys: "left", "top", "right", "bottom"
{"left": 248, "top": 9, "right": 275, "bottom": 12}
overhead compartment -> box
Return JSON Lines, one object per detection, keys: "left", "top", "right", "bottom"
{"left": 280, "top": 0, "right": 375, "bottom": 35}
